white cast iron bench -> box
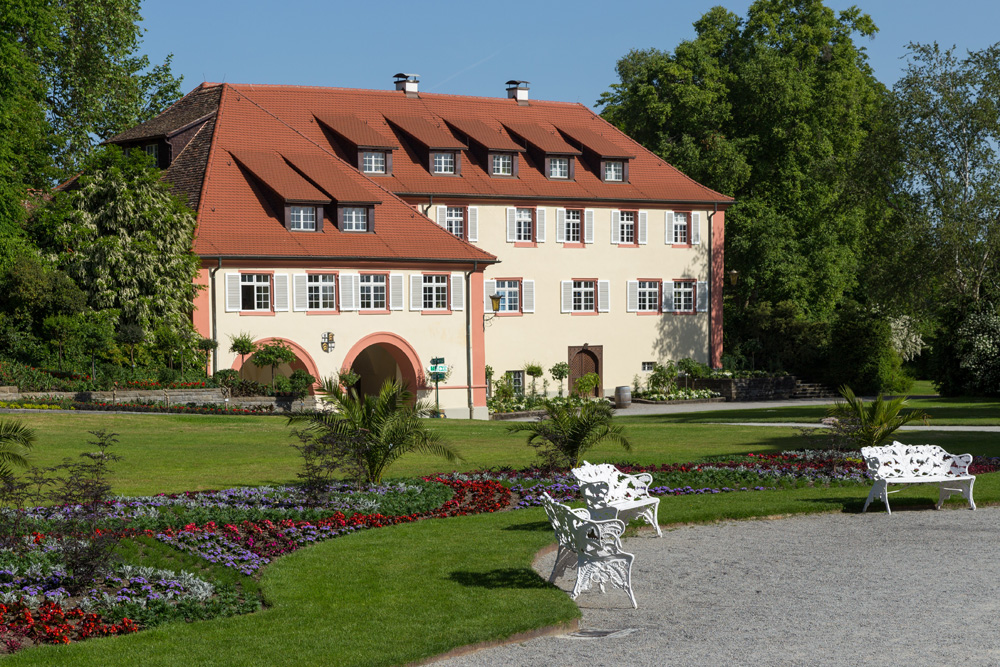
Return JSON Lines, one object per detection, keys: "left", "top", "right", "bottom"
{"left": 571, "top": 461, "right": 662, "bottom": 536}
{"left": 861, "top": 442, "right": 976, "bottom": 514}
{"left": 540, "top": 492, "right": 637, "bottom": 608}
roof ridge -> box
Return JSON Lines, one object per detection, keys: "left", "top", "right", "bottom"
{"left": 224, "top": 82, "right": 589, "bottom": 107}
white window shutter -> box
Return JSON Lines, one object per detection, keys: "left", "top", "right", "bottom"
{"left": 584, "top": 209, "right": 595, "bottom": 244}
{"left": 556, "top": 209, "right": 566, "bottom": 243}
{"left": 561, "top": 280, "right": 573, "bottom": 313}
{"left": 626, "top": 280, "right": 639, "bottom": 312}
{"left": 522, "top": 280, "right": 535, "bottom": 313}
{"left": 692, "top": 211, "right": 702, "bottom": 245}
{"left": 273, "top": 274, "right": 289, "bottom": 312}
{"left": 663, "top": 282, "right": 675, "bottom": 312}
{"left": 664, "top": 210, "right": 674, "bottom": 244}
{"left": 536, "top": 208, "right": 546, "bottom": 242}
{"left": 484, "top": 280, "right": 497, "bottom": 312}
{"left": 410, "top": 275, "right": 423, "bottom": 311}
{"left": 225, "top": 273, "right": 241, "bottom": 312}
{"left": 293, "top": 275, "right": 308, "bottom": 311}
{"left": 389, "top": 274, "right": 404, "bottom": 310}
{"left": 340, "top": 273, "right": 358, "bottom": 311}
{"left": 468, "top": 207, "right": 479, "bottom": 242}
{"left": 598, "top": 280, "right": 610, "bottom": 313}
{"left": 696, "top": 281, "right": 709, "bottom": 312}
{"left": 451, "top": 274, "right": 464, "bottom": 311}
{"left": 436, "top": 205, "right": 447, "bottom": 228}
{"left": 638, "top": 211, "right": 648, "bottom": 244}
{"left": 611, "top": 210, "right": 621, "bottom": 244}
{"left": 506, "top": 207, "right": 516, "bottom": 242}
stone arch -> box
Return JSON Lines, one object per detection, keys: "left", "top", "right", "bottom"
{"left": 341, "top": 332, "right": 423, "bottom": 396}
{"left": 231, "top": 337, "right": 321, "bottom": 391}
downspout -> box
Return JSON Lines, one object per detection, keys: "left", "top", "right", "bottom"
{"left": 707, "top": 203, "right": 718, "bottom": 368}
{"left": 466, "top": 261, "right": 476, "bottom": 419}
{"left": 209, "top": 258, "right": 222, "bottom": 374}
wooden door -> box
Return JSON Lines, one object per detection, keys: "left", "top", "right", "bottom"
{"left": 568, "top": 345, "right": 603, "bottom": 397}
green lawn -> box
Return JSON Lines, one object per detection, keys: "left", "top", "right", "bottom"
{"left": 6, "top": 403, "right": 1000, "bottom": 665}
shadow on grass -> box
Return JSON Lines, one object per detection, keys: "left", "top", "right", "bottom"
{"left": 502, "top": 521, "right": 552, "bottom": 532}
{"left": 448, "top": 568, "right": 553, "bottom": 589}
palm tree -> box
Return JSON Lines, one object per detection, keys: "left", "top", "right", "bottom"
{"left": 0, "top": 419, "right": 35, "bottom": 477}
{"left": 828, "top": 385, "right": 928, "bottom": 450}
{"left": 289, "top": 378, "right": 460, "bottom": 485}
{"left": 507, "top": 400, "right": 631, "bottom": 469}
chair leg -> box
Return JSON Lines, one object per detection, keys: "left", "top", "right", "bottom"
{"left": 863, "top": 480, "right": 885, "bottom": 513}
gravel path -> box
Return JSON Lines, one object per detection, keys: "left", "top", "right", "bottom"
{"left": 439, "top": 507, "right": 1000, "bottom": 666}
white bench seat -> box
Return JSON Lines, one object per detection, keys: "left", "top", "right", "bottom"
{"left": 571, "top": 461, "right": 661, "bottom": 536}
{"left": 861, "top": 442, "right": 976, "bottom": 514}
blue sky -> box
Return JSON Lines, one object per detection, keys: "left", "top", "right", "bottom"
{"left": 140, "top": 0, "right": 998, "bottom": 108}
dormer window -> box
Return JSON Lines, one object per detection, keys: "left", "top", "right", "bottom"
{"left": 362, "top": 151, "right": 386, "bottom": 174}
{"left": 604, "top": 160, "right": 625, "bottom": 182}
{"left": 492, "top": 153, "right": 513, "bottom": 176}
{"left": 549, "top": 157, "right": 569, "bottom": 179}
{"left": 290, "top": 206, "right": 317, "bottom": 231}
{"left": 144, "top": 144, "right": 158, "bottom": 161}
{"left": 341, "top": 207, "right": 369, "bottom": 232}
{"left": 433, "top": 152, "right": 457, "bottom": 174}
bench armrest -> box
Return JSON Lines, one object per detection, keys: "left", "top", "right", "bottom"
{"left": 947, "top": 453, "right": 974, "bottom": 476}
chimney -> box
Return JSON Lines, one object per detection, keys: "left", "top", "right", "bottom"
{"left": 506, "top": 80, "right": 530, "bottom": 106}
{"left": 393, "top": 73, "right": 420, "bottom": 98}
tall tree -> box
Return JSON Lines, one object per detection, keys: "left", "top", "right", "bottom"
{"left": 893, "top": 42, "right": 1000, "bottom": 309}
{"left": 598, "top": 0, "right": 892, "bottom": 370}
{"left": 34, "top": 146, "right": 199, "bottom": 334}
{"left": 41, "top": 0, "right": 182, "bottom": 175}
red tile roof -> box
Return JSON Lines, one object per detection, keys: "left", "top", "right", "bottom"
{"left": 502, "top": 121, "right": 581, "bottom": 155}
{"left": 230, "top": 150, "right": 330, "bottom": 202}
{"left": 556, "top": 124, "right": 636, "bottom": 159}
{"left": 383, "top": 114, "right": 467, "bottom": 150}
{"left": 443, "top": 117, "right": 524, "bottom": 152}
{"left": 314, "top": 114, "right": 398, "bottom": 149}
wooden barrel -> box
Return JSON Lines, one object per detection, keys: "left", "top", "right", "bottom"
{"left": 614, "top": 386, "right": 632, "bottom": 408}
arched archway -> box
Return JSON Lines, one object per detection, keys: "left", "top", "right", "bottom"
{"left": 568, "top": 344, "right": 603, "bottom": 397}
{"left": 342, "top": 332, "right": 423, "bottom": 397}
{"left": 231, "top": 337, "right": 321, "bottom": 391}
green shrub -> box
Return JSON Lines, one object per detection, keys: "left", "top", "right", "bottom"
{"left": 931, "top": 304, "right": 1000, "bottom": 396}
{"left": 289, "top": 369, "right": 316, "bottom": 399}
{"left": 823, "top": 302, "right": 910, "bottom": 395}
{"left": 272, "top": 374, "right": 292, "bottom": 395}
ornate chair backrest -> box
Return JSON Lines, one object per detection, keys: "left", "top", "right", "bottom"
{"left": 861, "top": 443, "right": 959, "bottom": 478}
{"left": 541, "top": 492, "right": 625, "bottom": 557}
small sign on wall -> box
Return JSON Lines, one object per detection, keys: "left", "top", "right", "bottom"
{"left": 321, "top": 332, "right": 334, "bottom": 353}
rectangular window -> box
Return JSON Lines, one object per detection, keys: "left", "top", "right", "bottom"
{"left": 307, "top": 274, "right": 336, "bottom": 310}
{"left": 515, "top": 208, "right": 533, "bottom": 242}
{"left": 241, "top": 274, "right": 270, "bottom": 311}
{"left": 641, "top": 361, "right": 655, "bottom": 372}
{"left": 360, "top": 274, "right": 387, "bottom": 310}
{"left": 343, "top": 207, "right": 368, "bottom": 232}
{"left": 495, "top": 279, "right": 520, "bottom": 313}
{"left": 549, "top": 157, "right": 569, "bottom": 179}
{"left": 433, "top": 152, "right": 455, "bottom": 174}
{"left": 619, "top": 211, "right": 635, "bottom": 244}
{"left": 445, "top": 207, "right": 464, "bottom": 238}
{"left": 144, "top": 144, "right": 158, "bottom": 161}
{"left": 565, "top": 210, "right": 581, "bottom": 243}
{"left": 422, "top": 274, "right": 449, "bottom": 310}
{"left": 605, "top": 161, "right": 624, "bottom": 182}
{"left": 637, "top": 281, "right": 660, "bottom": 311}
{"left": 673, "top": 212, "right": 689, "bottom": 244}
{"left": 290, "top": 206, "right": 316, "bottom": 231}
{"left": 492, "top": 153, "right": 512, "bottom": 176}
{"left": 362, "top": 151, "right": 386, "bottom": 174}
{"left": 506, "top": 370, "right": 524, "bottom": 396}
{"left": 572, "top": 280, "right": 596, "bottom": 312}
{"left": 673, "top": 280, "right": 695, "bottom": 313}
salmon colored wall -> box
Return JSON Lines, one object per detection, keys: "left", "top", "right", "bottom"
{"left": 711, "top": 209, "right": 725, "bottom": 368}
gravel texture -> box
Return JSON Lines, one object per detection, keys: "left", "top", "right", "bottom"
{"left": 439, "top": 507, "right": 1000, "bottom": 666}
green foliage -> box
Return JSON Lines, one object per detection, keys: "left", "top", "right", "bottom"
{"left": 931, "top": 305, "right": 1000, "bottom": 396}
{"left": 572, "top": 372, "right": 600, "bottom": 397}
{"left": 524, "top": 363, "right": 544, "bottom": 397}
{"left": 828, "top": 386, "right": 927, "bottom": 451}
{"left": 506, "top": 400, "right": 631, "bottom": 469}
{"left": 336, "top": 367, "right": 360, "bottom": 388}
{"left": 677, "top": 358, "right": 711, "bottom": 379}
{"left": 271, "top": 374, "right": 292, "bottom": 395}
{"left": 33, "top": 146, "right": 200, "bottom": 333}
{"left": 824, "top": 302, "right": 910, "bottom": 395}
{"left": 648, "top": 361, "right": 677, "bottom": 394}
{"left": 289, "top": 378, "right": 461, "bottom": 485}
{"left": 288, "top": 369, "right": 316, "bottom": 399}
{"left": 115, "top": 321, "right": 145, "bottom": 368}
{"left": 549, "top": 362, "right": 569, "bottom": 397}
{"left": 228, "top": 331, "right": 257, "bottom": 378}
{"left": 0, "top": 418, "right": 35, "bottom": 478}
{"left": 252, "top": 340, "right": 297, "bottom": 385}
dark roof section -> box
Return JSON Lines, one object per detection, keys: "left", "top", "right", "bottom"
{"left": 283, "top": 153, "right": 381, "bottom": 204}
{"left": 502, "top": 121, "right": 581, "bottom": 155}
{"left": 384, "top": 114, "right": 467, "bottom": 150}
{"left": 557, "top": 124, "right": 636, "bottom": 159}
{"left": 443, "top": 117, "right": 524, "bottom": 152}
{"left": 163, "top": 115, "right": 216, "bottom": 209}
{"left": 314, "top": 113, "right": 398, "bottom": 149}
{"left": 105, "top": 84, "right": 223, "bottom": 143}
{"left": 230, "top": 150, "right": 330, "bottom": 202}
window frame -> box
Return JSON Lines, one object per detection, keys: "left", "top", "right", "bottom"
{"left": 515, "top": 207, "right": 534, "bottom": 243}
{"left": 339, "top": 205, "right": 372, "bottom": 233}
{"left": 306, "top": 272, "right": 337, "bottom": 312}
{"left": 571, "top": 279, "right": 597, "bottom": 313}
{"left": 602, "top": 159, "right": 628, "bottom": 183}
{"left": 289, "top": 205, "right": 317, "bottom": 231}
{"left": 421, "top": 273, "right": 450, "bottom": 312}
{"left": 445, "top": 206, "right": 465, "bottom": 239}
{"left": 361, "top": 150, "right": 386, "bottom": 174}
{"left": 637, "top": 279, "right": 661, "bottom": 313}
{"left": 672, "top": 280, "right": 696, "bottom": 314}
{"left": 494, "top": 279, "right": 521, "bottom": 314}
{"left": 506, "top": 370, "right": 525, "bottom": 396}
{"left": 545, "top": 155, "right": 575, "bottom": 181}
{"left": 672, "top": 211, "right": 690, "bottom": 245}
{"left": 431, "top": 151, "right": 460, "bottom": 176}
{"left": 359, "top": 273, "right": 388, "bottom": 312}
{"left": 240, "top": 272, "right": 272, "bottom": 313}
{"left": 491, "top": 152, "right": 516, "bottom": 177}
{"left": 619, "top": 210, "right": 637, "bottom": 245}
{"left": 564, "top": 209, "right": 582, "bottom": 244}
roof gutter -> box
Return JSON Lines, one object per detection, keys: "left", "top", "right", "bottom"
{"left": 396, "top": 192, "right": 734, "bottom": 208}
{"left": 198, "top": 254, "right": 498, "bottom": 265}
{"left": 466, "top": 261, "right": 476, "bottom": 419}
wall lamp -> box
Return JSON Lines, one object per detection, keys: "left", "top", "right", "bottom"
{"left": 483, "top": 293, "right": 502, "bottom": 328}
